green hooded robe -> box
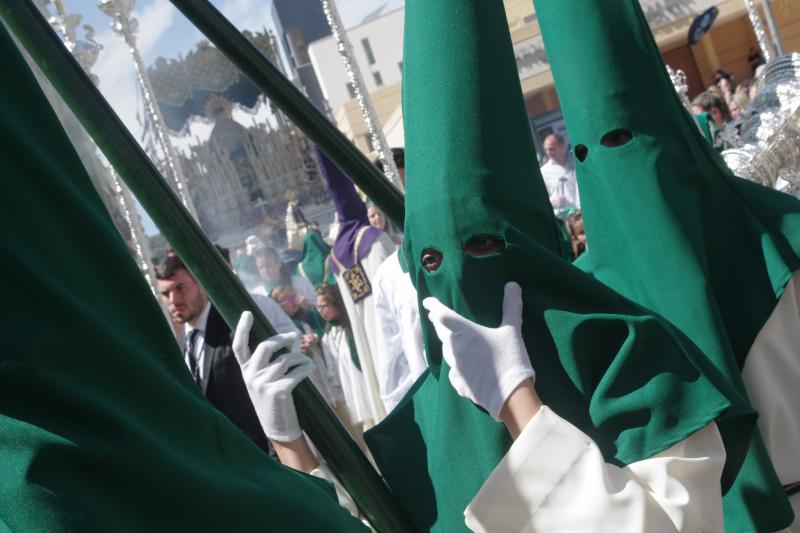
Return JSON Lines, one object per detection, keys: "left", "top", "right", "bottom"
{"left": 296, "top": 230, "right": 336, "bottom": 287}
{"left": 534, "top": 1, "right": 800, "bottom": 530}
{"left": 0, "top": 25, "right": 364, "bottom": 532}
{"left": 363, "top": 1, "right": 755, "bottom": 531}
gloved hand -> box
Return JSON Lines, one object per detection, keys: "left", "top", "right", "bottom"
{"left": 233, "top": 311, "right": 313, "bottom": 442}
{"left": 422, "top": 282, "right": 535, "bottom": 420}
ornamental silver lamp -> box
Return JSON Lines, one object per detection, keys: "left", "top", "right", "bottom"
{"left": 99, "top": 0, "right": 199, "bottom": 219}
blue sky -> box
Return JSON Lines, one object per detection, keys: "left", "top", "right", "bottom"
{"left": 58, "top": 0, "right": 403, "bottom": 234}
{"left": 67, "top": 0, "right": 400, "bottom": 65}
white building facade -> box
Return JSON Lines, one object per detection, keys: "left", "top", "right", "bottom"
{"left": 308, "top": 7, "right": 404, "bottom": 118}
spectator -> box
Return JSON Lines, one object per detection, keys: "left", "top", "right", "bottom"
{"left": 272, "top": 285, "right": 334, "bottom": 404}
{"left": 233, "top": 237, "right": 261, "bottom": 290}
{"left": 367, "top": 202, "right": 401, "bottom": 245}
{"left": 565, "top": 210, "right": 587, "bottom": 259}
{"left": 730, "top": 86, "right": 751, "bottom": 121}
{"left": 315, "top": 284, "right": 371, "bottom": 432}
{"left": 156, "top": 255, "right": 276, "bottom": 454}
{"left": 692, "top": 90, "right": 731, "bottom": 151}
{"left": 713, "top": 69, "right": 735, "bottom": 106}
{"left": 252, "top": 246, "right": 316, "bottom": 304}
{"left": 539, "top": 132, "right": 580, "bottom": 210}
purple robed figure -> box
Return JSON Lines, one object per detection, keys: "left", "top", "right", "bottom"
{"left": 318, "top": 150, "right": 382, "bottom": 275}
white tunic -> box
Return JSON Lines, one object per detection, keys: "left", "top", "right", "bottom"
{"left": 321, "top": 324, "right": 371, "bottom": 425}
{"left": 465, "top": 409, "right": 726, "bottom": 532}
{"left": 742, "top": 271, "right": 800, "bottom": 525}
{"left": 466, "top": 271, "right": 800, "bottom": 531}
{"left": 372, "top": 250, "right": 428, "bottom": 412}
{"left": 334, "top": 232, "right": 396, "bottom": 423}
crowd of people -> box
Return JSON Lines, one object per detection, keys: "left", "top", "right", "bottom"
{"left": 690, "top": 65, "right": 762, "bottom": 151}
{"left": 153, "top": 147, "right": 429, "bottom": 456}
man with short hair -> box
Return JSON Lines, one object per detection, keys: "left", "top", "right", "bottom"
{"left": 540, "top": 132, "right": 580, "bottom": 210}
{"left": 156, "top": 255, "right": 297, "bottom": 453}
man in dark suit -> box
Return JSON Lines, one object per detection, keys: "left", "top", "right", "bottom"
{"left": 156, "top": 255, "right": 280, "bottom": 453}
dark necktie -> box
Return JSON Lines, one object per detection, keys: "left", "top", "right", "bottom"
{"left": 185, "top": 329, "right": 202, "bottom": 387}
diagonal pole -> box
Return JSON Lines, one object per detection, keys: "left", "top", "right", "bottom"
{"left": 168, "top": 0, "right": 405, "bottom": 228}
{"left": 0, "top": 2, "right": 413, "bottom": 531}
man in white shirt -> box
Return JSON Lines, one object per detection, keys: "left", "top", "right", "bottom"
{"left": 540, "top": 132, "right": 580, "bottom": 210}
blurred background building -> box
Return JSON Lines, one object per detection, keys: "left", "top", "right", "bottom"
{"left": 308, "top": 0, "right": 800, "bottom": 156}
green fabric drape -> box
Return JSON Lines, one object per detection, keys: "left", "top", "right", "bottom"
{"left": 297, "top": 230, "right": 336, "bottom": 287}
{"left": 363, "top": 1, "right": 754, "bottom": 531}
{"left": 0, "top": 26, "right": 364, "bottom": 532}
{"left": 535, "top": 1, "right": 800, "bottom": 530}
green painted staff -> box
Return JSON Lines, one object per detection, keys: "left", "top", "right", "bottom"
{"left": 534, "top": 0, "right": 800, "bottom": 529}
{"left": 0, "top": 22, "right": 365, "bottom": 532}
{"left": 0, "top": 2, "right": 412, "bottom": 531}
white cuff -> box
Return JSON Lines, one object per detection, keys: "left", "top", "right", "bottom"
{"left": 465, "top": 406, "right": 592, "bottom": 532}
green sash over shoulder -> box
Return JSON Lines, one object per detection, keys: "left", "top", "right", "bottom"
{"left": 534, "top": 1, "right": 799, "bottom": 529}
{"left": 364, "top": 1, "right": 754, "bottom": 531}
{"left": 0, "top": 26, "right": 364, "bottom": 532}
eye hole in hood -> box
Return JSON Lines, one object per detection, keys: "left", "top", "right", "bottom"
{"left": 575, "top": 144, "right": 588, "bottom": 162}
{"left": 421, "top": 248, "right": 444, "bottom": 272}
{"left": 463, "top": 235, "right": 505, "bottom": 257}
{"left": 601, "top": 129, "right": 633, "bottom": 148}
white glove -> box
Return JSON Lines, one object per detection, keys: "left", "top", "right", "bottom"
{"left": 233, "top": 311, "right": 313, "bottom": 442}
{"left": 422, "top": 282, "right": 535, "bottom": 420}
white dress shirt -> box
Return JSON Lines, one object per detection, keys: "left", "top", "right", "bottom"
{"left": 540, "top": 155, "right": 580, "bottom": 209}
{"left": 183, "top": 302, "right": 212, "bottom": 382}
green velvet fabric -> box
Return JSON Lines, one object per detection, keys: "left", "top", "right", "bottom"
{"left": 364, "top": 1, "right": 755, "bottom": 531}
{"left": 535, "top": 1, "right": 800, "bottom": 530}
{"left": 0, "top": 27, "right": 365, "bottom": 533}
{"left": 297, "top": 230, "right": 335, "bottom": 287}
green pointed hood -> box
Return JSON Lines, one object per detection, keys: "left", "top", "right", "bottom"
{"left": 297, "top": 230, "right": 335, "bottom": 287}
{"left": 535, "top": 0, "right": 800, "bottom": 529}
{"left": 0, "top": 26, "right": 364, "bottom": 532}
{"left": 364, "top": 1, "right": 755, "bottom": 531}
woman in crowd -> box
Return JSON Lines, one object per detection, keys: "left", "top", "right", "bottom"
{"left": 271, "top": 285, "right": 333, "bottom": 404}
{"left": 367, "top": 202, "right": 401, "bottom": 246}
{"left": 315, "top": 285, "right": 371, "bottom": 434}
{"left": 252, "top": 246, "right": 316, "bottom": 304}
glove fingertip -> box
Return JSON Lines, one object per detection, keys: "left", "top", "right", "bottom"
{"left": 502, "top": 281, "right": 524, "bottom": 326}
{"left": 232, "top": 311, "right": 255, "bottom": 364}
